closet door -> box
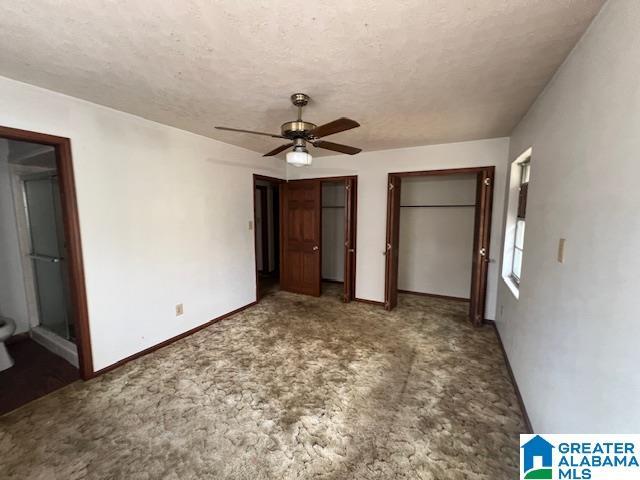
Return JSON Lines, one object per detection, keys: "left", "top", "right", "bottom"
{"left": 384, "top": 175, "right": 402, "bottom": 310}
{"left": 281, "top": 179, "right": 321, "bottom": 296}
{"left": 469, "top": 168, "right": 494, "bottom": 326}
{"left": 343, "top": 177, "right": 357, "bottom": 302}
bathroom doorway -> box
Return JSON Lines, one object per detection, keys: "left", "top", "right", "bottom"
{"left": 0, "top": 126, "right": 91, "bottom": 415}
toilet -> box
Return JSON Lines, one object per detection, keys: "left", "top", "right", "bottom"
{"left": 0, "top": 317, "right": 16, "bottom": 372}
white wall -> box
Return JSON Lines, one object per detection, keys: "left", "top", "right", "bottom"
{"left": 496, "top": 0, "right": 640, "bottom": 432}
{"left": 0, "top": 139, "right": 30, "bottom": 333}
{"left": 0, "top": 75, "right": 286, "bottom": 371}
{"left": 321, "top": 182, "right": 345, "bottom": 282}
{"left": 398, "top": 175, "right": 476, "bottom": 299}
{"left": 289, "top": 137, "right": 509, "bottom": 319}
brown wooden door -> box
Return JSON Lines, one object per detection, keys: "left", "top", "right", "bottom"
{"left": 281, "top": 179, "right": 322, "bottom": 296}
{"left": 343, "top": 177, "right": 357, "bottom": 302}
{"left": 384, "top": 175, "right": 402, "bottom": 310}
{"left": 469, "top": 168, "right": 494, "bottom": 326}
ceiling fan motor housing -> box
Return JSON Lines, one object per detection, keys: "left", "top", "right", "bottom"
{"left": 282, "top": 93, "right": 316, "bottom": 139}
{"left": 281, "top": 121, "right": 317, "bottom": 139}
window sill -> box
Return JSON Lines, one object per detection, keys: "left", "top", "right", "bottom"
{"left": 503, "top": 276, "right": 520, "bottom": 300}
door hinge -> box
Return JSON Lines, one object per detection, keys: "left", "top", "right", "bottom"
{"left": 389, "top": 183, "right": 394, "bottom": 190}
{"left": 479, "top": 247, "right": 487, "bottom": 256}
{"left": 345, "top": 184, "right": 351, "bottom": 191}
{"left": 483, "top": 178, "right": 491, "bottom": 186}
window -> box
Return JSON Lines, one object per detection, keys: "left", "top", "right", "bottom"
{"left": 511, "top": 158, "right": 530, "bottom": 285}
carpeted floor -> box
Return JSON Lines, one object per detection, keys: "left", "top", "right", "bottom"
{"left": 0, "top": 285, "right": 524, "bottom": 479}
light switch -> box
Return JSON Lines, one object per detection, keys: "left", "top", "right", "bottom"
{"left": 249, "top": 220, "right": 253, "bottom": 230}
{"left": 175, "top": 304, "right": 184, "bottom": 316}
{"left": 557, "top": 238, "right": 566, "bottom": 263}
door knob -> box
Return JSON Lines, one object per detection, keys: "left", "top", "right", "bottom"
{"left": 312, "top": 245, "right": 319, "bottom": 251}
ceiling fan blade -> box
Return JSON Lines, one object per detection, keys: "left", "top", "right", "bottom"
{"left": 311, "top": 117, "right": 360, "bottom": 139}
{"left": 312, "top": 140, "right": 362, "bottom": 155}
{"left": 215, "top": 126, "right": 286, "bottom": 139}
{"left": 263, "top": 143, "right": 294, "bottom": 157}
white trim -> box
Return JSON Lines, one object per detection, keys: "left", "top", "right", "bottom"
{"left": 502, "top": 275, "right": 520, "bottom": 300}
{"left": 30, "top": 326, "right": 78, "bottom": 368}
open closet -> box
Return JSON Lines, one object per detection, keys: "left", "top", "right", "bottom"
{"left": 321, "top": 181, "right": 346, "bottom": 299}
{"left": 276, "top": 176, "right": 357, "bottom": 302}
{"left": 385, "top": 167, "right": 494, "bottom": 325}
{"left": 398, "top": 174, "right": 477, "bottom": 300}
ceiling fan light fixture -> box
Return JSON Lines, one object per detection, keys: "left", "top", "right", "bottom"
{"left": 286, "top": 148, "right": 312, "bottom": 167}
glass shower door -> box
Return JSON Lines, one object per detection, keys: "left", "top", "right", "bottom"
{"left": 24, "top": 174, "right": 74, "bottom": 341}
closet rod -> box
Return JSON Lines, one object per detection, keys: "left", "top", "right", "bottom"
{"left": 400, "top": 204, "right": 475, "bottom": 208}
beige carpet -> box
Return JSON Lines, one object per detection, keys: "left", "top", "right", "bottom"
{"left": 0, "top": 285, "right": 524, "bottom": 479}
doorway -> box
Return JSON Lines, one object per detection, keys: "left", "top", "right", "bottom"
{"left": 0, "top": 126, "right": 92, "bottom": 414}
{"left": 278, "top": 176, "right": 357, "bottom": 302}
{"left": 384, "top": 167, "right": 494, "bottom": 325}
{"left": 253, "top": 175, "right": 282, "bottom": 299}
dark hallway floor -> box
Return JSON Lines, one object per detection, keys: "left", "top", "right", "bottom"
{"left": 0, "top": 338, "right": 79, "bottom": 416}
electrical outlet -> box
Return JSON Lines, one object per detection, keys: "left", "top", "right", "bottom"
{"left": 248, "top": 220, "right": 253, "bottom": 230}
{"left": 175, "top": 303, "right": 183, "bottom": 316}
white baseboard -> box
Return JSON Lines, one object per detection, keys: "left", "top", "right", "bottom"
{"left": 30, "top": 326, "right": 79, "bottom": 368}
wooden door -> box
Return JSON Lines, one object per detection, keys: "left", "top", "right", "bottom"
{"left": 281, "top": 179, "right": 322, "bottom": 296}
{"left": 343, "top": 177, "right": 357, "bottom": 302}
{"left": 469, "top": 168, "right": 494, "bottom": 326}
{"left": 384, "top": 175, "right": 402, "bottom": 310}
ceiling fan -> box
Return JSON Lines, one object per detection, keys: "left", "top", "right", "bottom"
{"left": 215, "top": 93, "right": 362, "bottom": 166}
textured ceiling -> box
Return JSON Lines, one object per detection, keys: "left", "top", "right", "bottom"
{"left": 0, "top": 1, "right": 604, "bottom": 156}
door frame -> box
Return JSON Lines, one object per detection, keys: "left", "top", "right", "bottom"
{"left": 0, "top": 125, "right": 93, "bottom": 379}
{"left": 252, "top": 174, "right": 284, "bottom": 300}
{"left": 255, "top": 184, "right": 269, "bottom": 273}
{"left": 383, "top": 166, "right": 495, "bottom": 326}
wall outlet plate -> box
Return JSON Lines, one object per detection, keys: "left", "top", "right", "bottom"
{"left": 175, "top": 304, "right": 184, "bottom": 316}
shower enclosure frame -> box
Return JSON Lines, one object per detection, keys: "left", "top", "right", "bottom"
{"left": 0, "top": 125, "right": 93, "bottom": 379}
